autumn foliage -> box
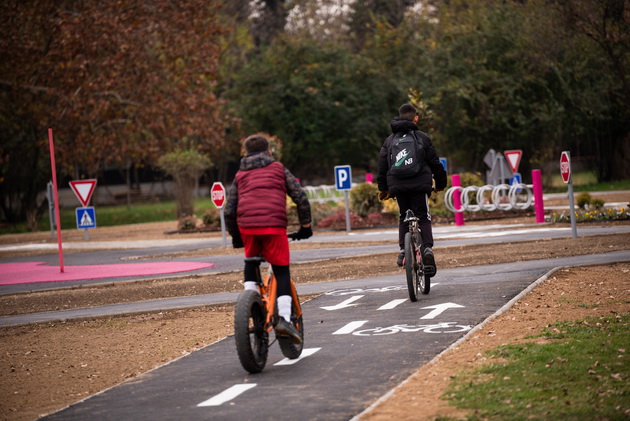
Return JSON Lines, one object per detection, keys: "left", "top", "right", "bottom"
{"left": 0, "top": 0, "right": 233, "bottom": 225}
{"left": 1, "top": 0, "right": 227, "bottom": 176}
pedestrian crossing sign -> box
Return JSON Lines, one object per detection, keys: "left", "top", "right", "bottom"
{"left": 75, "top": 207, "right": 96, "bottom": 229}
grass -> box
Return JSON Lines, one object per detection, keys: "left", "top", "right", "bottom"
{"left": 444, "top": 314, "right": 629, "bottom": 420}
{"left": 0, "top": 198, "right": 218, "bottom": 235}
{"left": 546, "top": 171, "right": 630, "bottom": 192}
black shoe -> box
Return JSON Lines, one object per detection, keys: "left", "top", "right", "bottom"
{"left": 396, "top": 250, "right": 405, "bottom": 267}
{"left": 423, "top": 247, "right": 436, "bottom": 276}
{"left": 275, "top": 318, "right": 302, "bottom": 344}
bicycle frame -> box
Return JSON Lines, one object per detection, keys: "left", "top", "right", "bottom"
{"left": 248, "top": 257, "right": 303, "bottom": 334}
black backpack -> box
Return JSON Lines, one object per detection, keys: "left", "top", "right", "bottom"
{"left": 388, "top": 131, "right": 423, "bottom": 178}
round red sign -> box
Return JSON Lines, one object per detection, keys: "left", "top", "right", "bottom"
{"left": 210, "top": 182, "right": 226, "bottom": 208}
{"left": 560, "top": 152, "right": 571, "bottom": 184}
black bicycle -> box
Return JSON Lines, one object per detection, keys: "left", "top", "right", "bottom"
{"left": 403, "top": 209, "right": 431, "bottom": 301}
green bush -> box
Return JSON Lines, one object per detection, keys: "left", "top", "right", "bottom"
{"left": 201, "top": 208, "right": 220, "bottom": 228}
{"left": 177, "top": 215, "right": 198, "bottom": 231}
{"left": 576, "top": 192, "right": 592, "bottom": 208}
{"left": 576, "top": 192, "right": 606, "bottom": 210}
{"left": 350, "top": 182, "right": 382, "bottom": 218}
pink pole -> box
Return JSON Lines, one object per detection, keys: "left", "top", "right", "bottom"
{"left": 365, "top": 173, "right": 373, "bottom": 183}
{"left": 48, "top": 128, "right": 64, "bottom": 272}
{"left": 452, "top": 174, "right": 465, "bottom": 226}
{"left": 532, "top": 169, "right": 545, "bottom": 223}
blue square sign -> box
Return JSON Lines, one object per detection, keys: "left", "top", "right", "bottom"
{"left": 76, "top": 206, "right": 96, "bottom": 229}
{"left": 334, "top": 165, "right": 352, "bottom": 191}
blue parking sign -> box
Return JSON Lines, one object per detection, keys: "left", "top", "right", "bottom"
{"left": 76, "top": 207, "right": 96, "bottom": 229}
{"left": 334, "top": 165, "right": 352, "bottom": 191}
{"left": 439, "top": 157, "right": 448, "bottom": 173}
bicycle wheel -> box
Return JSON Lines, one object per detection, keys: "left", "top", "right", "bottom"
{"left": 404, "top": 232, "right": 419, "bottom": 302}
{"left": 277, "top": 298, "right": 304, "bottom": 359}
{"left": 234, "top": 290, "right": 268, "bottom": 373}
{"left": 419, "top": 273, "right": 431, "bottom": 295}
{"left": 419, "top": 249, "right": 431, "bottom": 295}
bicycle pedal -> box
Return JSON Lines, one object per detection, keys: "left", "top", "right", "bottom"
{"left": 424, "top": 266, "right": 436, "bottom": 277}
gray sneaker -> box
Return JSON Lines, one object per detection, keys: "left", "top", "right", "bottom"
{"left": 396, "top": 250, "right": 405, "bottom": 267}
{"left": 275, "top": 318, "right": 302, "bottom": 344}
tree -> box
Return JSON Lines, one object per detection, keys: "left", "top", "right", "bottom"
{"left": 229, "top": 36, "right": 401, "bottom": 182}
{"left": 0, "top": 0, "right": 227, "bottom": 226}
{"left": 397, "top": 0, "right": 629, "bottom": 180}
{"left": 157, "top": 149, "right": 212, "bottom": 218}
{"left": 546, "top": 0, "right": 630, "bottom": 181}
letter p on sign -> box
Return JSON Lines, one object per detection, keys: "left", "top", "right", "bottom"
{"left": 334, "top": 165, "right": 352, "bottom": 191}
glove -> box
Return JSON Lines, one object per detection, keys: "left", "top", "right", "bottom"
{"left": 288, "top": 226, "right": 313, "bottom": 241}
{"left": 378, "top": 191, "right": 391, "bottom": 201}
{"left": 232, "top": 235, "right": 244, "bottom": 249}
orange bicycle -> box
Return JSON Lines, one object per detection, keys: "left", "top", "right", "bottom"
{"left": 234, "top": 256, "right": 304, "bottom": 373}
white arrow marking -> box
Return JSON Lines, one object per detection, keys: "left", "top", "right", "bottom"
{"left": 320, "top": 295, "right": 364, "bottom": 311}
{"left": 197, "top": 384, "right": 257, "bottom": 407}
{"left": 333, "top": 320, "right": 368, "bottom": 335}
{"left": 378, "top": 299, "right": 407, "bottom": 310}
{"left": 274, "top": 347, "right": 321, "bottom": 365}
{"left": 420, "top": 303, "right": 465, "bottom": 320}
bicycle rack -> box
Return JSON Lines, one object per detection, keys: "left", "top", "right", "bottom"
{"left": 445, "top": 183, "right": 534, "bottom": 213}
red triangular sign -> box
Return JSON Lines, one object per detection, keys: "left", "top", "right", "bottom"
{"left": 504, "top": 150, "right": 522, "bottom": 173}
{"left": 69, "top": 179, "right": 97, "bottom": 207}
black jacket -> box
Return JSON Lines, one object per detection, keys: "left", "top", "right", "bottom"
{"left": 376, "top": 117, "right": 447, "bottom": 195}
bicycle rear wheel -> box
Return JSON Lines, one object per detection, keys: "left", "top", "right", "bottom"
{"left": 404, "top": 232, "right": 419, "bottom": 302}
{"left": 419, "top": 272, "right": 431, "bottom": 295}
{"left": 234, "top": 290, "right": 268, "bottom": 373}
{"left": 277, "top": 298, "right": 304, "bottom": 359}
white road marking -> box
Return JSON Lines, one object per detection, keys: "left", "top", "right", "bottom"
{"left": 333, "top": 320, "right": 368, "bottom": 335}
{"left": 420, "top": 302, "right": 465, "bottom": 319}
{"left": 320, "top": 295, "right": 364, "bottom": 311}
{"left": 377, "top": 299, "right": 407, "bottom": 310}
{"left": 274, "top": 347, "right": 322, "bottom": 365}
{"left": 197, "top": 384, "right": 257, "bottom": 407}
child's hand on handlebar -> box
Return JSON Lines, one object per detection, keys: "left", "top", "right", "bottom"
{"left": 288, "top": 225, "right": 312, "bottom": 241}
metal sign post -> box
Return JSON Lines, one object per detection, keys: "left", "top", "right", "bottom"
{"left": 211, "top": 182, "right": 227, "bottom": 247}
{"left": 47, "top": 181, "right": 56, "bottom": 239}
{"left": 334, "top": 165, "right": 352, "bottom": 232}
{"left": 560, "top": 151, "right": 577, "bottom": 238}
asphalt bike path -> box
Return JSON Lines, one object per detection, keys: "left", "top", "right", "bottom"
{"left": 38, "top": 250, "right": 630, "bottom": 420}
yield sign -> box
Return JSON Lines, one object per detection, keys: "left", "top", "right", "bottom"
{"left": 69, "top": 179, "right": 97, "bottom": 207}
{"left": 504, "top": 150, "right": 522, "bottom": 173}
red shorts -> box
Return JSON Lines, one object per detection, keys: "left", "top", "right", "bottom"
{"left": 241, "top": 227, "right": 290, "bottom": 266}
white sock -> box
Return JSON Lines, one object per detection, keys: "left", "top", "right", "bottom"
{"left": 277, "top": 295, "right": 293, "bottom": 323}
{"left": 244, "top": 281, "right": 258, "bottom": 291}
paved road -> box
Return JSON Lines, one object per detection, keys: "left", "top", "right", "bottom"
{"left": 38, "top": 251, "right": 630, "bottom": 420}
{"left": 2, "top": 223, "right": 629, "bottom": 295}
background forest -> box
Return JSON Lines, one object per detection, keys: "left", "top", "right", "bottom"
{"left": 1, "top": 0, "right": 628, "bottom": 228}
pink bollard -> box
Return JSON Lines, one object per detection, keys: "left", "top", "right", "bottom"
{"left": 532, "top": 169, "right": 545, "bottom": 223}
{"left": 452, "top": 174, "right": 465, "bottom": 226}
{"left": 365, "top": 173, "right": 373, "bottom": 183}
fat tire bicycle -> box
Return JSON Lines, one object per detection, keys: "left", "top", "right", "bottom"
{"left": 403, "top": 209, "right": 431, "bottom": 301}
{"left": 234, "top": 256, "right": 304, "bottom": 373}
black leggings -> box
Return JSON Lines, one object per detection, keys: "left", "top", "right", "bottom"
{"left": 244, "top": 262, "right": 291, "bottom": 296}
{"left": 396, "top": 192, "right": 433, "bottom": 251}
